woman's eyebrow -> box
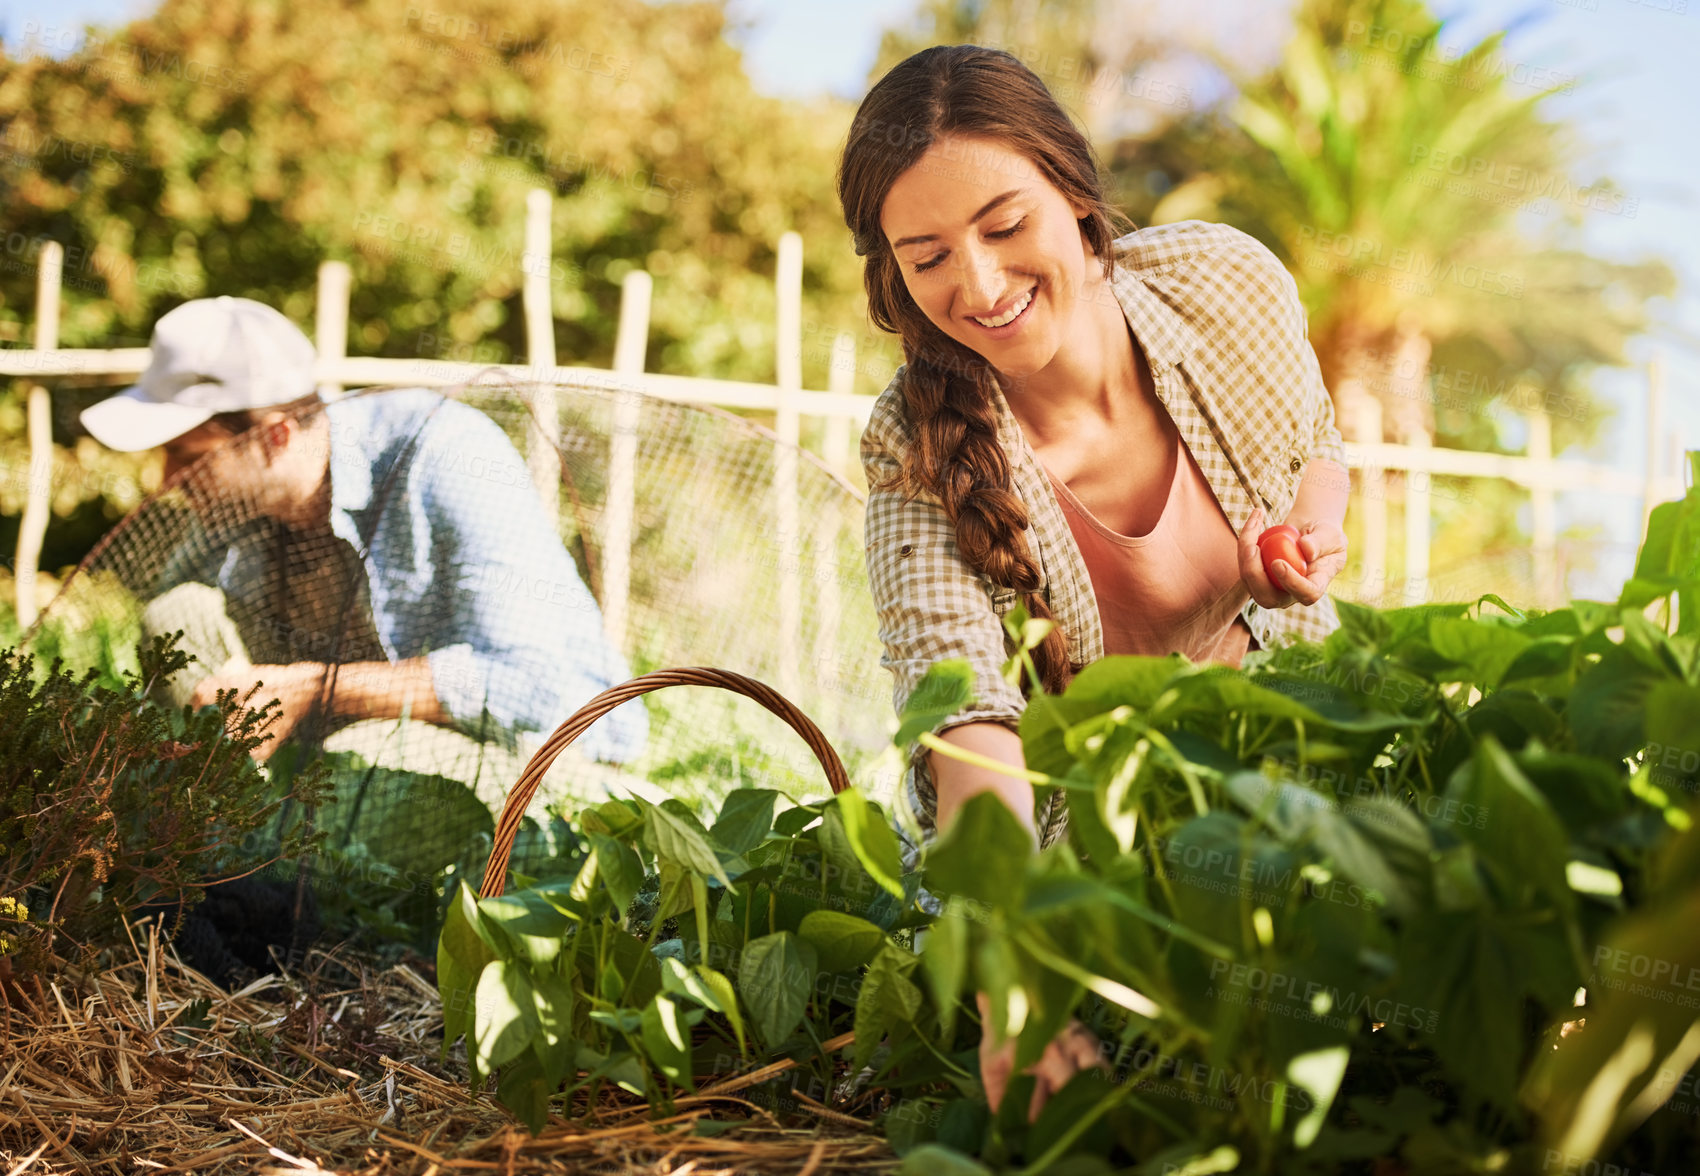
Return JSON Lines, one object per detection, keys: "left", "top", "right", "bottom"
{"left": 890, "top": 188, "right": 1029, "bottom": 249}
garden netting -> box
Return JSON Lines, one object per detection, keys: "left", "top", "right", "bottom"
{"left": 31, "top": 379, "right": 899, "bottom": 956}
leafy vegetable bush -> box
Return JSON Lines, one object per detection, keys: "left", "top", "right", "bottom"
{"left": 0, "top": 635, "right": 327, "bottom": 953}
{"left": 445, "top": 457, "right": 1700, "bottom": 1174}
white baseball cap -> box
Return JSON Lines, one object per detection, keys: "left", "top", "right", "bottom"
{"left": 80, "top": 296, "right": 319, "bottom": 452}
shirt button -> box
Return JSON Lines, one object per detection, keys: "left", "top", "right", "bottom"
{"left": 898, "top": 544, "right": 914, "bottom": 557}
{"left": 1290, "top": 456, "right": 1304, "bottom": 473}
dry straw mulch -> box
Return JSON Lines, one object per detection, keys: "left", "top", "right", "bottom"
{"left": 0, "top": 920, "right": 899, "bottom": 1175}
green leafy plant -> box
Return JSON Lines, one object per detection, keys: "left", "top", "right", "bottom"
{"left": 438, "top": 780, "right": 945, "bottom": 1133}
{"left": 444, "top": 467, "right": 1700, "bottom": 1172}
{"left": 0, "top": 633, "right": 328, "bottom": 951}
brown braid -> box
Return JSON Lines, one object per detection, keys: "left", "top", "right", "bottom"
{"left": 837, "top": 45, "right": 1130, "bottom": 696}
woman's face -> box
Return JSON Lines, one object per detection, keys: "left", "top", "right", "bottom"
{"left": 879, "top": 134, "right": 1098, "bottom": 380}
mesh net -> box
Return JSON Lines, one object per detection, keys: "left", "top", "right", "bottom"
{"left": 36, "top": 380, "right": 898, "bottom": 947}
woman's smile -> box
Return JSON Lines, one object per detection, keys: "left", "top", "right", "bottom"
{"left": 967, "top": 284, "right": 1038, "bottom": 333}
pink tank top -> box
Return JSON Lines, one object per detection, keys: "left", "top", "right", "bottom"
{"left": 1043, "top": 432, "right": 1253, "bottom": 667}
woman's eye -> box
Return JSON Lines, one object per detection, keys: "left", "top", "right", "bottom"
{"left": 913, "top": 253, "right": 946, "bottom": 273}
{"left": 987, "top": 216, "right": 1028, "bottom": 240}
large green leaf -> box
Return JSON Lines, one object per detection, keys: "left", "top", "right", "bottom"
{"left": 495, "top": 1052, "right": 551, "bottom": 1135}
{"left": 438, "top": 881, "right": 498, "bottom": 1056}
{"left": 896, "top": 1145, "right": 992, "bottom": 1176}
{"left": 922, "top": 790, "right": 1033, "bottom": 910}
{"left": 640, "top": 994, "right": 695, "bottom": 1089}
{"left": 833, "top": 787, "right": 906, "bottom": 901}
{"left": 895, "top": 659, "right": 976, "bottom": 747}
{"left": 474, "top": 960, "right": 541, "bottom": 1073}
{"left": 919, "top": 900, "right": 970, "bottom": 1040}
{"left": 1428, "top": 616, "right": 1532, "bottom": 690}
{"left": 531, "top": 968, "right": 576, "bottom": 1088}
{"left": 1020, "top": 657, "right": 1180, "bottom": 777}
{"left": 641, "top": 799, "right": 733, "bottom": 888}
{"left": 1568, "top": 649, "right": 1663, "bottom": 762}
{"left": 1529, "top": 821, "right": 1700, "bottom": 1156}
{"left": 1642, "top": 683, "right": 1700, "bottom": 798}
{"left": 737, "top": 931, "right": 815, "bottom": 1049}
{"left": 1449, "top": 737, "right": 1576, "bottom": 924}
{"left": 1396, "top": 910, "right": 1579, "bottom": 1108}
{"left": 710, "top": 788, "right": 781, "bottom": 856}
{"left": 854, "top": 941, "right": 924, "bottom": 1071}
{"left": 1150, "top": 668, "right": 1325, "bottom": 727}
{"left": 588, "top": 832, "right": 644, "bottom": 916}
{"left": 798, "top": 909, "right": 885, "bottom": 974}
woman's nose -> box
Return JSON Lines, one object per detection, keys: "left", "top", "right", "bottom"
{"left": 956, "top": 244, "right": 1005, "bottom": 309}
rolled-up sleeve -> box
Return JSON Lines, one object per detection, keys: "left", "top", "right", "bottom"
{"left": 861, "top": 377, "right": 1026, "bottom": 835}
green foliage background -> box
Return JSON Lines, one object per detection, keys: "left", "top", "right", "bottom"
{"left": 0, "top": 0, "right": 1680, "bottom": 600}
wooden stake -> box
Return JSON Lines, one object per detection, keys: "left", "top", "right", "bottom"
{"left": 13, "top": 241, "right": 62, "bottom": 631}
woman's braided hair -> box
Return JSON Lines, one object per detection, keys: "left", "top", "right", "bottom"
{"left": 837, "top": 45, "right": 1128, "bottom": 695}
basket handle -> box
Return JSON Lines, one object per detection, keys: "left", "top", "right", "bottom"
{"left": 479, "top": 666, "right": 850, "bottom": 898}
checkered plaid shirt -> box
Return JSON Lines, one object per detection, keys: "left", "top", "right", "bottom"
{"left": 860, "top": 220, "right": 1346, "bottom": 855}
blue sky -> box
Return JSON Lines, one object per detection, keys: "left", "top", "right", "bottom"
{"left": 6, "top": 0, "right": 1697, "bottom": 590}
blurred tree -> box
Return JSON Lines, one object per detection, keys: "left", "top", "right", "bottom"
{"left": 1120, "top": 0, "right": 1672, "bottom": 455}
{"left": 0, "top": 0, "right": 879, "bottom": 575}
{"left": 0, "top": 0, "right": 866, "bottom": 378}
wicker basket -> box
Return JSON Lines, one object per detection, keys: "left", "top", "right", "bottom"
{"left": 479, "top": 667, "right": 851, "bottom": 898}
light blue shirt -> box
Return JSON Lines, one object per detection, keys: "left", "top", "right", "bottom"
{"left": 173, "top": 388, "right": 646, "bottom": 763}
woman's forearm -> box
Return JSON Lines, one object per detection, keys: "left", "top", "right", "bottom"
{"left": 1285, "top": 457, "right": 1350, "bottom": 531}
{"left": 930, "top": 721, "right": 1040, "bottom": 849}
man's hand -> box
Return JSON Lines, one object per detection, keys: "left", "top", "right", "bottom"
{"left": 1237, "top": 507, "right": 1348, "bottom": 608}
{"left": 976, "top": 992, "right": 1109, "bottom": 1122}
{"left": 190, "top": 663, "right": 325, "bottom": 756}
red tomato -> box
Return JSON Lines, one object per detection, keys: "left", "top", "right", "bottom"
{"left": 1257, "top": 524, "right": 1308, "bottom": 582}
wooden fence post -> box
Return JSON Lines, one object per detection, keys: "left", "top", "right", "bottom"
{"left": 603, "top": 269, "right": 651, "bottom": 653}
{"left": 1403, "top": 428, "right": 1432, "bottom": 608}
{"left": 774, "top": 232, "right": 803, "bottom": 700}
{"left": 522, "top": 188, "right": 561, "bottom": 516}
{"left": 1353, "top": 396, "right": 1388, "bottom": 605}
{"left": 13, "top": 241, "right": 63, "bottom": 630}
{"left": 314, "top": 260, "right": 350, "bottom": 399}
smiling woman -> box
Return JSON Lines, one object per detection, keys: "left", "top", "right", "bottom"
{"left": 837, "top": 43, "right": 1351, "bottom": 1122}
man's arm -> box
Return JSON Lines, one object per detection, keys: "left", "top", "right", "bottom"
{"left": 191, "top": 657, "right": 449, "bottom": 754}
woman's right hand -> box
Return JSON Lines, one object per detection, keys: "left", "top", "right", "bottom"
{"left": 976, "top": 992, "right": 1110, "bottom": 1121}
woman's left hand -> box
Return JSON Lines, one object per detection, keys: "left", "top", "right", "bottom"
{"left": 1238, "top": 507, "right": 1348, "bottom": 608}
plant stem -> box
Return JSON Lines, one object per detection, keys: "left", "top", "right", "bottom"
{"left": 917, "top": 730, "right": 1052, "bottom": 785}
